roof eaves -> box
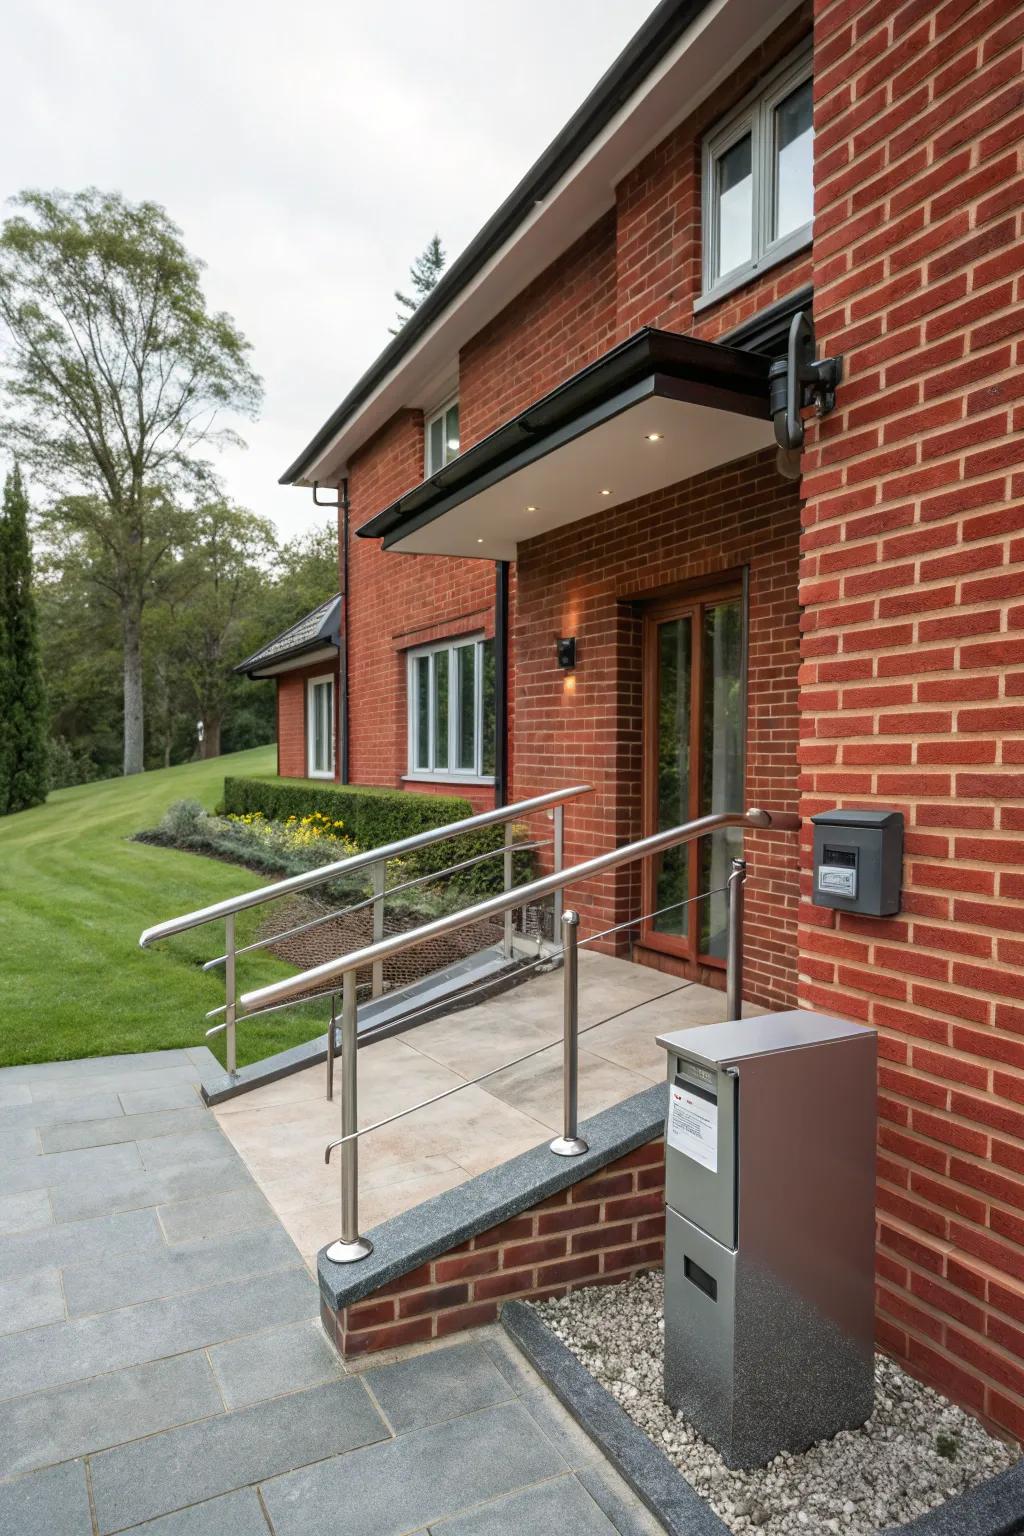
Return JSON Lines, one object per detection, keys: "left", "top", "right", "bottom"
{"left": 279, "top": 0, "right": 714, "bottom": 487}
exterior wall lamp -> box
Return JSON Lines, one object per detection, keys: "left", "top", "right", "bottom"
{"left": 769, "top": 311, "right": 843, "bottom": 478}
{"left": 557, "top": 637, "right": 577, "bottom": 669}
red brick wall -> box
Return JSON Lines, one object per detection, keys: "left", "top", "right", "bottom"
{"left": 276, "top": 659, "right": 339, "bottom": 781}
{"left": 345, "top": 411, "right": 498, "bottom": 806}
{"left": 511, "top": 449, "right": 802, "bottom": 1011}
{"left": 802, "top": 0, "right": 1024, "bottom": 1441}
{"left": 323, "top": 1140, "right": 665, "bottom": 1358}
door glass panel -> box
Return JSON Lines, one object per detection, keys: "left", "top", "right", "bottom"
{"left": 428, "top": 416, "right": 444, "bottom": 475}
{"left": 456, "top": 644, "right": 477, "bottom": 771}
{"left": 698, "top": 598, "right": 744, "bottom": 957}
{"left": 444, "top": 402, "right": 460, "bottom": 463}
{"left": 414, "top": 655, "right": 430, "bottom": 768}
{"left": 716, "top": 133, "right": 753, "bottom": 277}
{"left": 652, "top": 617, "right": 692, "bottom": 936}
{"left": 774, "top": 78, "right": 814, "bottom": 239}
{"left": 433, "top": 651, "right": 449, "bottom": 770}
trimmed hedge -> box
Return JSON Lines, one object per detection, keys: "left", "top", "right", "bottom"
{"left": 221, "top": 775, "right": 532, "bottom": 899}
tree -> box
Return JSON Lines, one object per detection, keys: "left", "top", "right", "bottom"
{"left": 0, "top": 464, "right": 48, "bottom": 813}
{"left": 152, "top": 500, "right": 276, "bottom": 759}
{"left": 390, "top": 234, "right": 447, "bottom": 333}
{"left": 0, "top": 189, "right": 262, "bottom": 775}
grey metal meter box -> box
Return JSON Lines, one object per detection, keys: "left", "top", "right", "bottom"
{"left": 812, "top": 808, "right": 903, "bottom": 915}
{"left": 657, "top": 1011, "right": 876, "bottom": 1469}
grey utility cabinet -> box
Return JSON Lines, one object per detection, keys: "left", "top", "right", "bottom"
{"left": 657, "top": 1010, "right": 876, "bottom": 1468}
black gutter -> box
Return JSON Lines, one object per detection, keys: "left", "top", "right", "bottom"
{"left": 340, "top": 479, "right": 351, "bottom": 785}
{"left": 358, "top": 326, "right": 771, "bottom": 548}
{"left": 493, "top": 560, "right": 510, "bottom": 809}
{"left": 279, "top": 0, "right": 713, "bottom": 486}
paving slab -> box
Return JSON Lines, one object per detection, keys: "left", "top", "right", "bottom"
{"left": 27, "top": 1065, "right": 202, "bottom": 1100}
{"left": 117, "top": 1487, "right": 272, "bottom": 1536}
{"left": 0, "top": 1268, "right": 65, "bottom": 1335}
{"left": 0, "top": 1264, "right": 315, "bottom": 1400}
{"left": 0, "top": 1090, "right": 125, "bottom": 1131}
{"left": 0, "top": 1206, "right": 164, "bottom": 1281}
{"left": 429, "top": 1474, "right": 618, "bottom": 1534}
{"left": 138, "top": 1127, "right": 241, "bottom": 1171}
{"left": 40, "top": 1105, "right": 212, "bottom": 1154}
{"left": 0, "top": 1189, "right": 51, "bottom": 1237}
{"left": 207, "top": 1318, "right": 345, "bottom": 1409}
{"left": 49, "top": 1155, "right": 254, "bottom": 1222}
{"left": 3, "top": 1139, "right": 142, "bottom": 1195}
{"left": 0, "top": 1125, "right": 41, "bottom": 1160}
{"left": 119, "top": 1081, "right": 204, "bottom": 1114}
{"left": 363, "top": 1342, "right": 514, "bottom": 1434}
{"left": 0, "top": 1350, "right": 222, "bottom": 1479}
{"left": 62, "top": 1225, "right": 300, "bottom": 1317}
{"left": 10, "top": 1050, "right": 195, "bottom": 1080}
{"left": 0, "top": 1080, "right": 32, "bottom": 1107}
{"left": 157, "top": 1185, "right": 278, "bottom": 1243}
{"left": 0, "top": 1458, "right": 93, "bottom": 1536}
{"left": 260, "top": 1400, "right": 567, "bottom": 1536}
{"left": 90, "top": 1376, "right": 387, "bottom": 1533}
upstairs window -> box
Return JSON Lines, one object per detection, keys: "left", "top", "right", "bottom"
{"left": 701, "top": 48, "right": 813, "bottom": 304}
{"left": 425, "top": 397, "right": 460, "bottom": 476}
{"left": 408, "top": 634, "right": 496, "bottom": 781}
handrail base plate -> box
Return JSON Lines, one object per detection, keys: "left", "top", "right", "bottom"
{"left": 325, "top": 1236, "right": 374, "bottom": 1265}
{"left": 549, "top": 1135, "right": 589, "bottom": 1157}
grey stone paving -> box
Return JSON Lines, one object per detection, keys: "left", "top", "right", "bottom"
{"left": 0, "top": 1049, "right": 663, "bottom": 1536}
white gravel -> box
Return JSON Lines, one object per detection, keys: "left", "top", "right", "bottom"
{"left": 533, "top": 1272, "right": 1019, "bottom": 1534}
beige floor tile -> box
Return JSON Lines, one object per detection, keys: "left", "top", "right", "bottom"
{"left": 482, "top": 1045, "right": 651, "bottom": 1129}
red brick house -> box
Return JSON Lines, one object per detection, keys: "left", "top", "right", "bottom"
{"left": 266, "top": 0, "right": 1024, "bottom": 1439}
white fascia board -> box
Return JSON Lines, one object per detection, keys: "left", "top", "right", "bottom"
{"left": 299, "top": 0, "right": 801, "bottom": 488}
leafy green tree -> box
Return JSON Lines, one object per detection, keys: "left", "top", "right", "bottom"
{"left": 152, "top": 501, "right": 276, "bottom": 759}
{"left": 390, "top": 234, "right": 446, "bottom": 333}
{"left": 0, "top": 465, "right": 48, "bottom": 812}
{"left": 0, "top": 188, "right": 262, "bottom": 775}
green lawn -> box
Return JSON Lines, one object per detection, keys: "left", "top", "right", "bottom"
{"left": 0, "top": 746, "right": 327, "bottom": 1069}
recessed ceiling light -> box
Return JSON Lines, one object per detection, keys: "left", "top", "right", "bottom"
{"left": 646, "top": 432, "right": 663, "bottom": 442}
{"left": 600, "top": 489, "right": 611, "bottom": 496}
{"left": 526, "top": 505, "right": 537, "bottom": 512}
{"left": 476, "top": 537, "right": 484, "bottom": 543}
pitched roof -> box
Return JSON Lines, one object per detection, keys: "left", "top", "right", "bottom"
{"left": 235, "top": 594, "right": 341, "bottom": 677}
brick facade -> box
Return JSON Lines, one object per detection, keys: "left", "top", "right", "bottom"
{"left": 797, "top": 0, "right": 1024, "bottom": 1442}
{"left": 321, "top": 1141, "right": 665, "bottom": 1358}
{"left": 291, "top": 0, "right": 1024, "bottom": 1437}
{"left": 275, "top": 659, "right": 339, "bottom": 780}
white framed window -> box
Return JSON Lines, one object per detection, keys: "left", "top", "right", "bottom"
{"left": 407, "top": 634, "right": 496, "bottom": 782}
{"left": 700, "top": 47, "right": 814, "bottom": 306}
{"left": 425, "top": 396, "right": 460, "bottom": 476}
{"left": 307, "top": 674, "right": 335, "bottom": 779}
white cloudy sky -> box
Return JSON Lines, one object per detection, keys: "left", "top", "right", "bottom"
{"left": 3, "top": 0, "right": 654, "bottom": 538}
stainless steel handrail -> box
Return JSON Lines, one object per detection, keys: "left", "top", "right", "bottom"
{"left": 139, "top": 783, "right": 590, "bottom": 1079}
{"left": 239, "top": 805, "right": 799, "bottom": 1266}
{"left": 240, "top": 807, "right": 798, "bottom": 1014}
{"left": 139, "top": 785, "right": 590, "bottom": 947}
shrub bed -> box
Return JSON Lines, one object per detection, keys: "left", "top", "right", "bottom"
{"left": 222, "top": 775, "right": 531, "bottom": 898}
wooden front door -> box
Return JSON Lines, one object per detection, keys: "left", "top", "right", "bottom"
{"left": 641, "top": 583, "right": 745, "bottom": 968}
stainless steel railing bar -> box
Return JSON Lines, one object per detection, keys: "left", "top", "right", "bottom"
{"left": 140, "top": 785, "right": 591, "bottom": 948}
{"left": 200, "top": 838, "right": 549, "bottom": 972}
{"left": 242, "top": 807, "right": 800, "bottom": 1014}
{"left": 325, "top": 977, "right": 697, "bottom": 1160}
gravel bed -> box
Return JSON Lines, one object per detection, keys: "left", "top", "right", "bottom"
{"left": 533, "top": 1272, "right": 1019, "bottom": 1535}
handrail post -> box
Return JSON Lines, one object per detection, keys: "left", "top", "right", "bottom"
{"left": 726, "top": 857, "right": 747, "bottom": 1022}
{"left": 326, "top": 993, "right": 338, "bottom": 1101}
{"left": 550, "top": 910, "right": 588, "bottom": 1157}
{"left": 224, "top": 913, "right": 237, "bottom": 1077}
{"left": 502, "top": 823, "right": 514, "bottom": 960}
{"left": 551, "top": 804, "right": 564, "bottom": 952}
{"left": 325, "top": 969, "right": 373, "bottom": 1264}
{"left": 371, "top": 860, "right": 385, "bottom": 999}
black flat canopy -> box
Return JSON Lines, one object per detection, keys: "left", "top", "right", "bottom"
{"left": 358, "top": 328, "right": 773, "bottom": 559}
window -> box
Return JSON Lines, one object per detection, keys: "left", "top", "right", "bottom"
{"left": 425, "top": 397, "right": 460, "bottom": 476}
{"left": 307, "top": 675, "right": 335, "bottom": 779}
{"left": 408, "top": 635, "right": 496, "bottom": 780}
{"left": 701, "top": 48, "right": 813, "bottom": 303}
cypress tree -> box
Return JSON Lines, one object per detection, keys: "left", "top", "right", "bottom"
{"left": 0, "top": 465, "right": 48, "bottom": 813}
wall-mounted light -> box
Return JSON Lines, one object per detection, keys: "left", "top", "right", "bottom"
{"left": 557, "top": 637, "right": 577, "bottom": 670}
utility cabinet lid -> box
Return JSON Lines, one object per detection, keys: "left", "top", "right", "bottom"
{"left": 811, "top": 809, "right": 902, "bottom": 829}
{"left": 657, "top": 1010, "right": 873, "bottom": 1067}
